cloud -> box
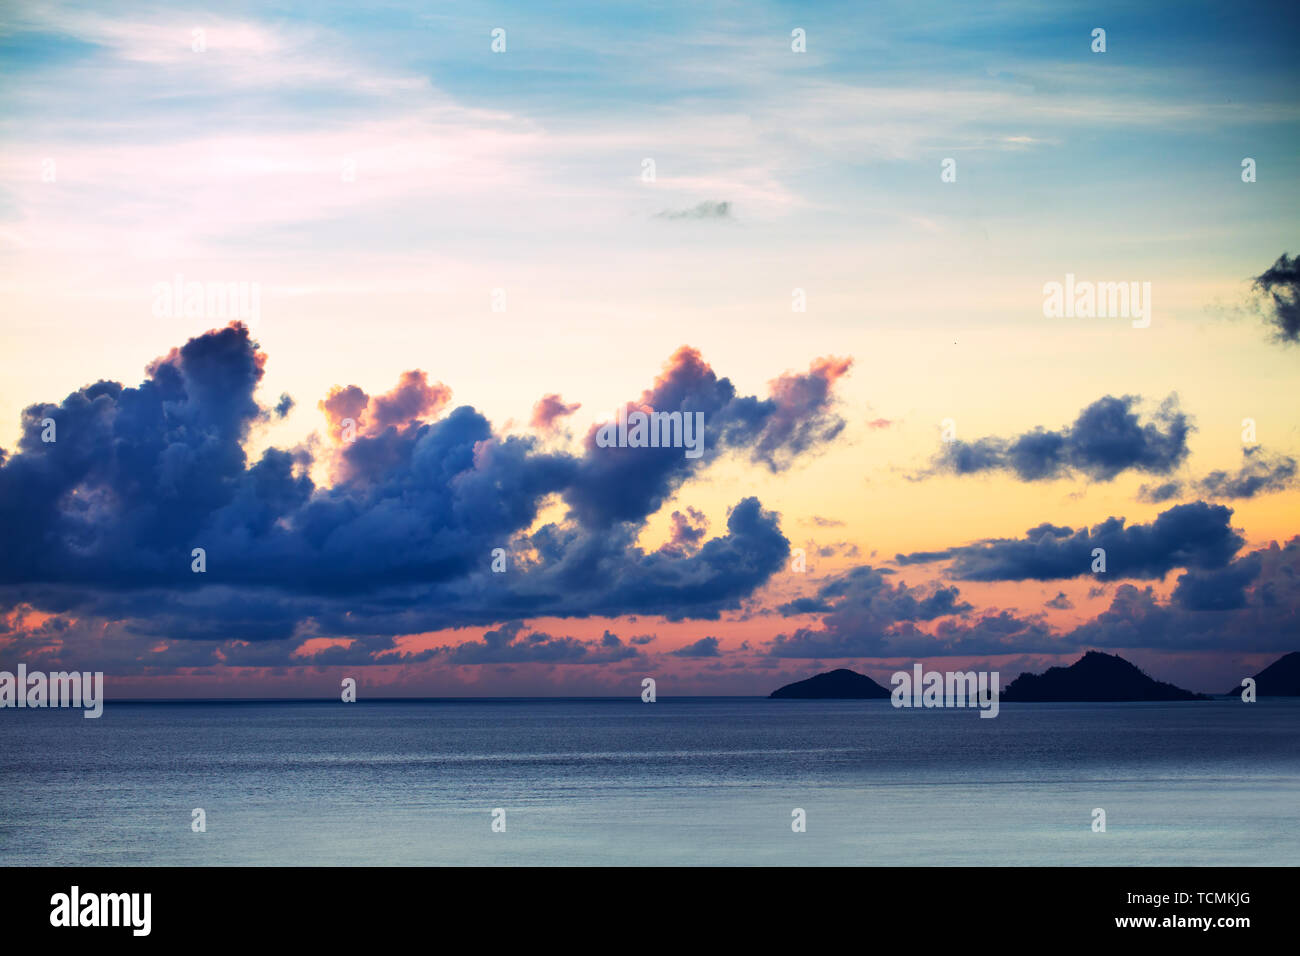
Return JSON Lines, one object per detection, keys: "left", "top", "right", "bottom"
{"left": 777, "top": 564, "right": 970, "bottom": 617}
{"left": 368, "top": 370, "right": 453, "bottom": 431}
{"left": 764, "top": 533, "right": 1298, "bottom": 659}
{"left": 655, "top": 200, "right": 732, "bottom": 220}
{"left": 807, "top": 540, "right": 860, "bottom": 559}
{"left": 1253, "top": 252, "right": 1300, "bottom": 344}
{"left": 896, "top": 501, "right": 1243, "bottom": 581}
{"left": 917, "top": 394, "right": 1191, "bottom": 483}
{"left": 318, "top": 371, "right": 452, "bottom": 446}
{"left": 318, "top": 384, "right": 369, "bottom": 437}
{"left": 530, "top": 393, "right": 581, "bottom": 433}
{"left": 563, "top": 347, "right": 851, "bottom": 527}
{"left": 672, "top": 636, "right": 721, "bottom": 657}
{"left": 808, "top": 515, "right": 844, "bottom": 527}
{"left": 1137, "top": 480, "right": 1183, "bottom": 503}
{"left": 659, "top": 507, "right": 708, "bottom": 558}
{"left": 1136, "top": 447, "right": 1296, "bottom": 502}
{"left": 769, "top": 606, "right": 1058, "bottom": 658}
{"left": 1045, "top": 592, "right": 1074, "bottom": 610}
{"left": 757, "top": 357, "right": 853, "bottom": 468}
{"left": 1196, "top": 446, "right": 1296, "bottom": 499}
{"left": 438, "top": 623, "right": 641, "bottom": 665}
{"left": 765, "top": 564, "right": 1042, "bottom": 658}
{"left": 0, "top": 324, "right": 833, "bottom": 644}
{"left": 1064, "top": 539, "right": 1299, "bottom": 651}
{"left": 1170, "top": 555, "right": 1262, "bottom": 611}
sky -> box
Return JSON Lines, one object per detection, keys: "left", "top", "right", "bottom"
{"left": 0, "top": 0, "right": 1297, "bottom": 697}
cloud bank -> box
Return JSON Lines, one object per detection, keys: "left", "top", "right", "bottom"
{"left": 0, "top": 324, "right": 851, "bottom": 649}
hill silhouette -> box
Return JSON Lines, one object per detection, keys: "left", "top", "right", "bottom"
{"left": 1002, "top": 651, "right": 1207, "bottom": 702}
{"left": 1227, "top": 651, "right": 1300, "bottom": 696}
{"left": 770, "top": 668, "right": 892, "bottom": 699}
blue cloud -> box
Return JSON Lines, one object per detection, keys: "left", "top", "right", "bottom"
{"left": 896, "top": 502, "right": 1243, "bottom": 581}
{"left": 918, "top": 395, "right": 1192, "bottom": 483}
{"left": 0, "top": 324, "right": 844, "bottom": 641}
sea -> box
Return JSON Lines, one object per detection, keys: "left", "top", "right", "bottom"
{"left": 1, "top": 697, "right": 1296, "bottom": 866}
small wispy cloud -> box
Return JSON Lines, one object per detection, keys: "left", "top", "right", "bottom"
{"left": 655, "top": 200, "right": 732, "bottom": 220}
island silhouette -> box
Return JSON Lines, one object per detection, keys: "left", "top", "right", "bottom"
{"left": 769, "top": 650, "right": 1300, "bottom": 701}
{"left": 1000, "top": 651, "right": 1206, "bottom": 701}
{"left": 769, "top": 668, "right": 891, "bottom": 699}
{"left": 1228, "top": 650, "right": 1300, "bottom": 696}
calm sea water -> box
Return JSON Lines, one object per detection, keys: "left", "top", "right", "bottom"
{"left": 1, "top": 698, "right": 1296, "bottom": 865}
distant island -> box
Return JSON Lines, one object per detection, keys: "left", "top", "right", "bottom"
{"left": 769, "top": 651, "right": 1232, "bottom": 701}
{"left": 1001, "top": 651, "right": 1207, "bottom": 702}
{"left": 769, "top": 668, "right": 891, "bottom": 699}
{"left": 1227, "top": 651, "right": 1300, "bottom": 696}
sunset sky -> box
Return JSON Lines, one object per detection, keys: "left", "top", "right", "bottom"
{"left": 1, "top": 0, "right": 1298, "bottom": 696}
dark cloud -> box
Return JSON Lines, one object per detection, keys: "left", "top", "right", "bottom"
{"left": 763, "top": 534, "right": 1297, "bottom": 660}
{"left": 672, "top": 636, "right": 720, "bottom": 658}
{"left": 808, "top": 540, "right": 860, "bottom": 559}
{"left": 777, "top": 564, "right": 969, "bottom": 618}
{"left": 1196, "top": 446, "right": 1296, "bottom": 499}
{"left": 439, "top": 623, "right": 641, "bottom": 665}
{"left": 2, "top": 323, "right": 272, "bottom": 582}
{"left": 1045, "top": 592, "right": 1074, "bottom": 610}
{"left": 1253, "top": 252, "right": 1300, "bottom": 344}
{"left": 1137, "top": 447, "right": 1295, "bottom": 503}
{"left": 896, "top": 502, "right": 1243, "bottom": 581}
{"left": 1137, "top": 480, "right": 1183, "bottom": 503}
{"left": 0, "top": 325, "right": 837, "bottom": 644}
{"left": 769, "top": 606, "right": 1058, "bottom": 658}
{"left": 1171, "top": 555, "right": 1262, "bottom": 611}
{"left": 1065, "top": 539, "right": 1298, "bottom": 651}
{"left": 918, "top": 394, "right": 1191, "bottom": 483}
{"left": 766, "top": 564, "right": 1028, "bottom": 658}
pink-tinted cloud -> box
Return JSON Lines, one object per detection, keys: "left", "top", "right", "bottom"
{"left": 319, "top": 384, "right": 369, "bottom": 439}
{"left": 530, "top": 393, "right": 582, "bottom": 433}
{"left": 318, "top": 371, "right": 451, "bottom": 444}
{"left": 370, "top": 370, "right": 452, "bottom": 430}
{"left": 660, "top": 507, "right": 709, "bottom": 557}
